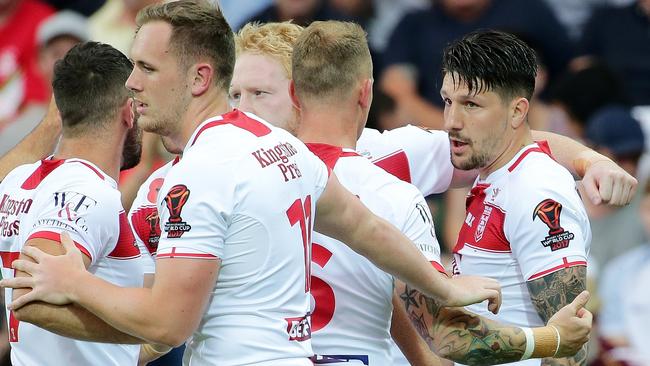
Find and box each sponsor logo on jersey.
[251,141,303,182]
[163,185,191,238]
[285,314,311,341]
[0,195,32,216]
[474,205,493,242]
[52,191,98,232]
[533,199,574,251]
[0,194,32,237]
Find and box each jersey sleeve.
[384,126,454,196]
[506,172,590,281]
[397,188,445,273]
[129,174,167,274]
[156,155,235,260]
[25,183,121,266]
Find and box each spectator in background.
[244,0,349,28]
[364,0,429,66]
[90,0,160,55]
[575,0,650,107]
[380,0,573,129]
[0,9,88,156]
[582,106,647,271]
[218,0,273,30]
[0,0,54,129]
[541,0,631,41]
[551,62,629,139]
[43,0,105,16]
[597,178,650,366]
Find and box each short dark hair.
[292,21,372,101]
[137,0,235,92]
[53,41,132,135]
[442,30,537,101]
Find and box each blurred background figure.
[243,0,348,27]
[582,106,647,272]
[574,0,650,107]
[379,0,572,129]
[0,0,54,133]
[44,0,109,16]
[596,178,650,366]
[217,0,273,30]
[89,0,159,55]
[551,62,630,139]
[0,8,88,155]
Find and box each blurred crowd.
[1,0,650,365]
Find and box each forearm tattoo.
[527,266,587,366]
[398,284,526,365]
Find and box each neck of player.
[296,100,363,149]
[175,91,232,153]
[55,131,124,182]
[479,125,533,179]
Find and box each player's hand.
[0,232,86,309]
[581,159,637,206]
[443,275,501,314]
[547,290,592,357]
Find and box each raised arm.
[12,238,143,343]
[449,130,637,206]
[314,172,501,310]
[0,98,61,181]
[395,280,592,365]
[532,130,636,206]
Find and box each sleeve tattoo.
[527,265,587,366]
[397,282,527,365]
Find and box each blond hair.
[292,21,372,101]
[235,22,304,79]
[136,0,235,91]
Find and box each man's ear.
[359,78,373,109]
[289,80,301,111]
[191,62,214,96]
[123,98,135,129]
[510,97,529,129]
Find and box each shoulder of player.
[1,162,39,185]
[507,152,574,189]
[354,160,424,213]
[45,166,123,211]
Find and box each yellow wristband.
[531,326,560,358]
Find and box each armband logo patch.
[533,199,574,251]
[163,184,192,238]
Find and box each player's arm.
[0,97,61,181]
[395,281,591,365]
[12,237,144,343]
[8,233,219,347]
[448,130,637,206]
[531,130,636,206]
[314,172,501,310]
[390,291,443,366]
[527,266,588,366]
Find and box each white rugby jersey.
[356,126,454,196]
[0,158,143,366]
[155,110,329,366]
[129,157,178,274]
[357,126,452,365]
[452,142,591,366]
[306,143,444,365]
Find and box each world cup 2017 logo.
[163,184,192,238]
[533,199,574,251]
